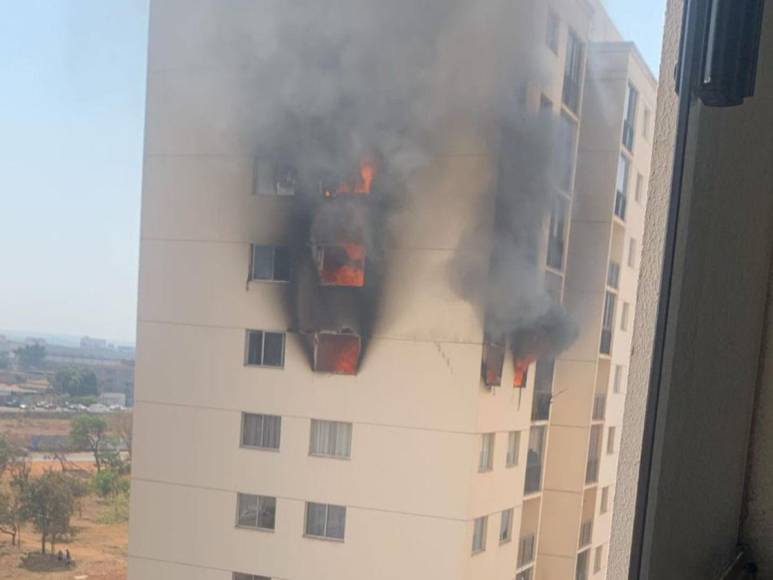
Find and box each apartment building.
[128,1,655,579]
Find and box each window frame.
[499,508,514,544]
[546,9,560,55]
[240,412,282,451]
[506,430,520,467]
[244,329,286,369]
[235,493,277,532]
[607,426,616,455]
[600,486,610,514]
[472,515,488,553]
[478,432,495,472]
[249,245,290,283]
[309,419,353,460]
[304,501,347,541]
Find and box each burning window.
[251,245,290,282]
[315,244,365,287]
[482,337,506,387]
[245,330,285,368]
[321,161,375,198]
[313,332,361,375]
[513,355,536,389]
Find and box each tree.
[0,457,29,548]
[0,433,23,479]
[13,344,46,370]
[70,415,108,472]
[51,368,99,397]
[109,411,133,460]
[22,471,75,554]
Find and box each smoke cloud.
[237,0,578,371]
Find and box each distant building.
[81,336,108,350]
[24,337,46,346]
[99,392,127,407]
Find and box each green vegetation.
[51,368,99,397]
[13,345,46,370]
[70,415,109,472]
[21,471,76,554]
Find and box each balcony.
[518,534,536,568]
[592,393,607,421]
[585,457,600,484]
[600,328,613,355]
[579,520,593,548]
[532,392,552,422]
[614,190,627,221]
[607,262,620,289]
[525,464,543,494]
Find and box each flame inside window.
[316,243,366,287]
[482,340,506,387]
[513,355,536,389]
[323,161,375,197]
[314,332,362,375]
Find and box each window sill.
[244,363,285,371]
[309,453,352,461]
[240,445,281,453]
[303,533,345,543]
[235,525,276,534]
[471,547,487,556]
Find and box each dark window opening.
[251,245,290,282]
[482,337,506,387]
[314,332,361,375]
[315,244,365,287]
[562,29,584,113]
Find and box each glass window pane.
[242,413,262,447]
[251,246,275,280]
[305,502,327,537]
[326,505,346,539]
[262,332,285,367]
[273,246,290,282]
[237,494,258,527]
[258,496,276,530]
[261,415,281,450]
[246,331,263,366]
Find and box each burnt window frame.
[249,245,290,283]
[245,329,286,369]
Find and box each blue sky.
[0,1,665,344]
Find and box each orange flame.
[319,243,365,287]
[326,161,376,196]
[513,355,536,388]
[315,333,361,375]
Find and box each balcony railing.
[607,262,620,289]
[592,393,606,421]
[518,534,536,568]
[531,392,552,422]
[614,190,627,221]
[563,77,581,114]
[524,464,543,494]
[600,328,613,355]
[579,520,593,548]
[585,457,600,484]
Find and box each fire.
[482,339,506,387]
[318,243,366,287]
[324,160,376,197]
[513,355,536,388]
[315,333,362,375]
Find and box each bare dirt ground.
[0,416,71,449]
[0,466,127,580]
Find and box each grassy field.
[0,416,129,580]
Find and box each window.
[506,431,520,467]
[532,359,554,421]
[250,245,290,282]
[540,93,553,113]
[309,419,352,459]
[628,238,638,268]
[600,486,610,514]
[576,549,590,580]
[643,106,652,140]
[497,509,513,543]
[234,574,270,580]
[516,569,534,580]
[614,154,630,220]
[547,197,568,270]
[600,292,617,355]
[563,28,584,113]
[635,172,644,203]
[518,534,536,567]
[607,261,621,289]
[622,83,638,151]
[621,302,630,331]
[479,433,495,472]
[594,545,604,573]
[586,425,602,484]
[305,502,346,540]
[612,365,624,393]
[607,426,616,454]
[525,426,546,493]
[236,493,276,531]
[472,516,488,553]
[557,113,578,192]
[241,413,281,450]
[253,159,296,196]
[546,10,560,54]
[245,330,285,368]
